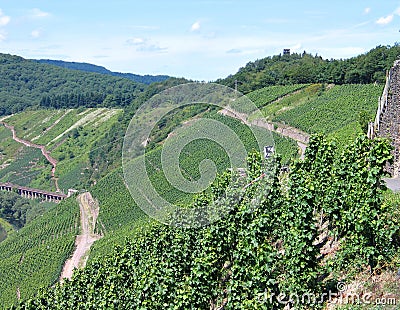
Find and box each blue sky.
[0,1,399,80]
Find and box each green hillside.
[243,83,383,146]
[0,45,399,309]
[0,108,123,191]
[272,84,380,132]
[216,44,400,93]
[15,136,400,309]
[87,111,297,259]
[0,198,79,307]
[0,103,298,300]
[35,59,170,85]
[0,53,144,115]
[245,84,309,108]
[0,218,14,242]
[84,168,150,261]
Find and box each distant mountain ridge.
[35,59,170,85]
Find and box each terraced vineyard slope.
[0,108,123,192]
[88,111,298,260]
[0,198,79,307]
[15,136,400,309]
[254,83,383,145]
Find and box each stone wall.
[376,60,400,176]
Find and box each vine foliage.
[15,135,399,309]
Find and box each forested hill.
[217,44,400,93]
[35,59,170,85]
[0,53,145,115]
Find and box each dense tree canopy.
[0,54,145,115]
[0,191,49,229]
[217,44,400,93]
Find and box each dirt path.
[0,114,12,122]
[251,118,309,159]
[219,108,310,159]
[1,121,60,191]
[60,192,102,281]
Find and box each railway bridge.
[0,182,68,202]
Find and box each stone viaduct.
[0,182,68,202]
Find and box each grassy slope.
[245,83,386,159]
[0,125,22,165]
[259,84,323,120]
[0,99,299,192]
[0,106,292,284]
[0,147,47,188]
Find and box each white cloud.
[30,8,50,18]
[127,37,145,45]
[0,31,6,42]
[31,30,41,38]
[318,46,366,58]
[191,21,201,31]
[130,25,160,30]
[264,18,290,24]
[353,21,371,28]
[376,14,394,25]
[290,43,302,51]
[226,48,242,54]
[0,9,11,27]
[364,7,371,14]
[126,37,167,52]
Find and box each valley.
[0,45,399,309]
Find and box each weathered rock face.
[376,60,400,176]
